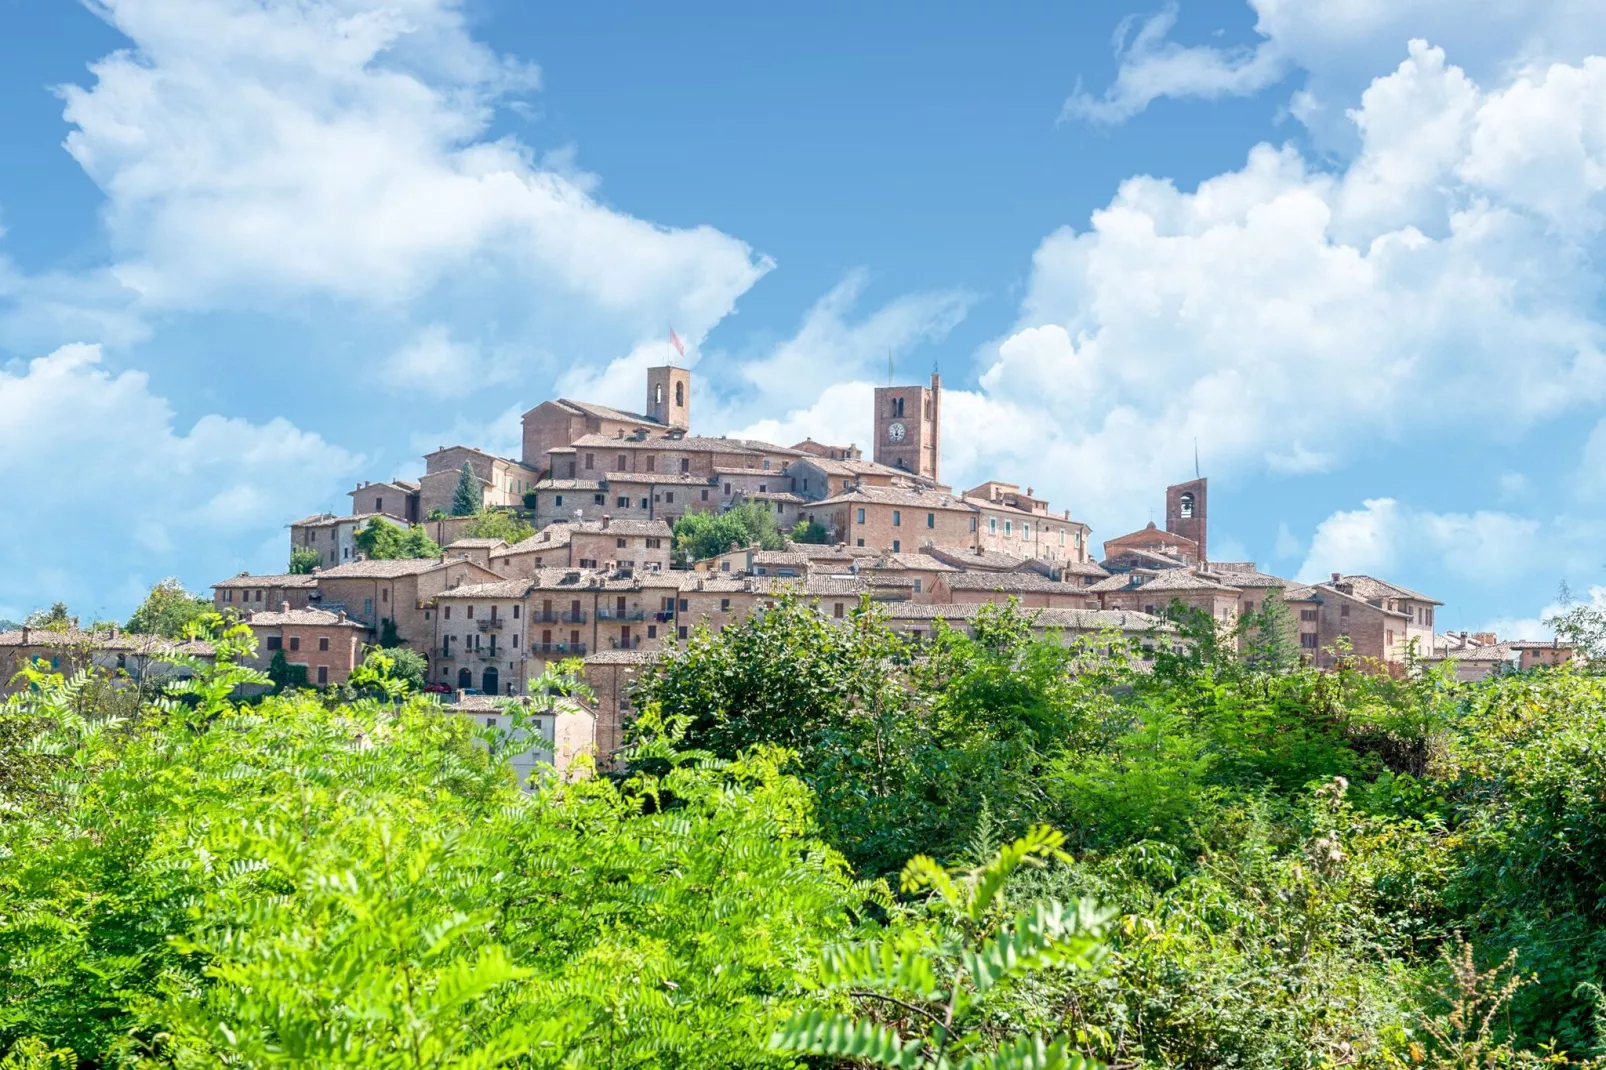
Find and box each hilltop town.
[0,364,1474,758]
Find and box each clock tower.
[873,372,941,481]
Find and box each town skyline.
[4,1,1606,636]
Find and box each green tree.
[265,647,308,691]
[461,509,534,544]
[21,603,74,632]
[774,826,1111,1070]
[354,517,441,560]
[672,500,785,562]
[451,461,482,516]
[790,518,830,544]
[124,578,210,638]
[288,545,321,574]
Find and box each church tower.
[1165,477,1207,562]
[873,372,941,481]
[646,366,691,430]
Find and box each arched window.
[654,384,663,405]
[1179,492,1195,519]
[675,381,684,406]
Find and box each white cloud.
[1480,584,1606,641]
[0,343,362,621]
[1064,0,1606,133]
[1295,496,1539,584]
[1062,4,1290,125]
[53,0,770,362]
[966,42,1606,537]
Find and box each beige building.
[965,481,1092,564]
[932,570,1101,609]
[1283,574,1441,669]
[813,484,979,554]
[568,517,673,571]
[0,628,215,697]
[348,480,421,524]
[313,556,499,648]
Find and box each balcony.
[654,610,676,623]
[532,642,587,656]
[597,607,646,622]
[532,610,588,624]
[476,618,504,631]
[610,636,643,650]
[476,648,502,661]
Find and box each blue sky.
[2,0,1605,635]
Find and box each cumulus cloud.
[1064,0,1606,133]
[964,42,1606,537]
[53,0,770,363]
[0,344,362,620]
[1294,497,1539,584]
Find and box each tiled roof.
[1055,560,1111,578]
[317,558,445,579]
[870,552,958,572]
[752,551,811,566]
[567,432,761,455]
[435,579,539,600]
[606,472,717,486]
[446,538,510,549]
[212,572,320,589]
[533,479,606,491]
[941,572,1096,595]
[922,547,1028,572]
[741,491,805,503]
[552,398,662,425]
[1338,575,1443,606]
[747,576,868,597]
[0,629,217,655]
[877,603,1164,632]
[290,511,393,528]
[1103,547,1191,570]
[1295,582,1411,618]
[1197,567,1287,589]
[247,608,364,627]
[571,518,673,537]
[1097,570,1239,594]
[813,484,976,511]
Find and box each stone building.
[419,446,542,518]
[291,512,397,569]
[0,629,215,697]
[212,572,319,613]
[313,556,499,648]
[1282,574,1441,668]
[812,484,978,553]
[568,517,673,571]
[348,480,421,525]
[931,570,1101,609]
[964,481,1092,565]
[242,605,366,688]
[1090,569,1243,624]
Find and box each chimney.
[1331,572,1341,584]
[974,545,984,556]
[601,514,611,529]
[338,611,348,622]
[281,601,290,613]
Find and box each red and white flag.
[669,327,685,358]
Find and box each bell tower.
[646,366,691,430]
[1165,477,1207,562]
[873,372,940,481]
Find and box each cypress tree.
[450,462,481,516]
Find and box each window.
[1179,492,1194,519]
[892,510,901,527]
[616,537,627,548]
[554,495,564,507]
[720,561,730,572]
[1059,529,1065,545]
[679,598,689,611]
[1004,520,1012,535]
[319,636,329,651]
[289,636,300,652]
[721,598,731,611]
[466,605,475,619]
[675,381,684,406]
[646,537,661,548]
[856,507,866,524]
[1340,604,1349,618]
[317,666,328,685]
[1387,629,1395,646]
[926,512,935,528]
[584,453,594,470]
[969,517,977,532]
[681,458,690,473]
[647,456,656,472]
[580,558,597,568]
[595,494,605,505]
[724,482,732,494]
[266,636,282,650]
[375,496,383,511]
[700,489,709,501]
[381,587,388,603]
[1301,633,1319,649]
[363,597,372,617]
[255,590,263,602]
[665,492,675,503]
[988,517,996,534]
[616,454,627,469]
[512,604,520,619]
[1299,608,1317,621]
[856,538,864,547]
[833,602,845,619]
[678,626,688,639]
[913,579,923,593]
[893,539,901,552]
[617,496,629,508]
[444,606,452,620]
[640,498,649,509]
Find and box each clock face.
[887,421,907,443]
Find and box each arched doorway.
[482,667,500,695]
[456,668,472,690]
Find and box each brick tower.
[646,366,691,430]
[873,372,941,481]
[1165,477,1207,562]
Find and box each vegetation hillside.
[3,601,1605,1068]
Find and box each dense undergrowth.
[2,603,1604,1068]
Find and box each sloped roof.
[1338,574,1442,606]
[571,518,673,537]
[212,573,320,589]
[940,572,1096,595]
[247,608,365,628]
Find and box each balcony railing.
[477,648,502,660]
[610,636,643,650]
[530,610,588,623]
[597,607,646,621]
[654,610,675,623]
[532,642,587,656]
[476,618,503,630]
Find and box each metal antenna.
[1194,439,1201,480]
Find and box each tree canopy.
[672,500,785,562]
[288,545,321,574]
[354,517,441,560]
[461,509,534,545]
[124,578,211,638]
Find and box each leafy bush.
[673,500,785,561]
[354,517,441,560]
[461,509,534,545]
[124,578,211,638]
[288,545,322,574]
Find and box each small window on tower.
[1179,492,1195,519]
[675,381,684,406]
